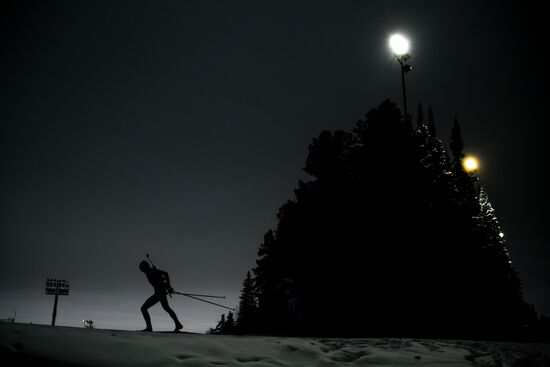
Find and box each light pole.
[45,278,70,326]
[389,34,412,121]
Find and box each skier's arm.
[159,269,174,293]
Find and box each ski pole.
[173,291,235,311]
[177,292,226,299]
[145,254,228,305]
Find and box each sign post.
[45,279,70,326]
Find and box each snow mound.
[1,323,550,366]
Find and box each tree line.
[214,100,538,339]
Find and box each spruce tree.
[213,314,225,335]
[236,271,257,334]
[224,311,236,334]
[428,105,436,137]
[417,102,424,129]
[473,188,524,333]
[252,229,288,333]
[450,117,465,166]
[448,117,478,210]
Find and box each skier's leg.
[159,294,183,331]
[141,294,159,331]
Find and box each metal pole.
[173,291,235,311]
[178,292,226,299]
[399,59,408,121]
[51,293,59,326]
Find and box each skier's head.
[139,260,150,273]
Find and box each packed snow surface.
[1,323,550,366]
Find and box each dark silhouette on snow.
[139,261,183,332]
[211,312,236,335]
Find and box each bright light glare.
[499,232,504,238]
[389,34,410,56]
[463,156,479,172]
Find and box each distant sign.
[45,279,70,295]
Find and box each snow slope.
[1,323,550,366]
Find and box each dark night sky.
[1,1,548,332]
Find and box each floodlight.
[463,156,479,172]
[389,34,410,56]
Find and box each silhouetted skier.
[139,260,183,332]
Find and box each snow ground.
[1,323,550,366]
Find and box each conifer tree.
[224,311,236,334]
[213,313,225,335]
[252,229,288,333]
[450,117,465,166]
[428,105,436,137]
[236,271,257,334]
[448,117,478,213]
[473,188,524,332]
[417,102,424,129]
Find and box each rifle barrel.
[145,254,155,267]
